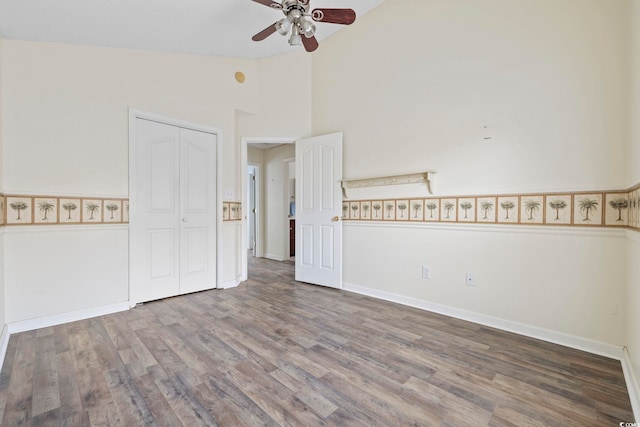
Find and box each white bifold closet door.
[131,118,217,304]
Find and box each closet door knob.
[182,218,188,223]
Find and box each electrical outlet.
[466,273,475,286]
[422,265,431,279]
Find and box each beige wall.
[248,146,264,165]
[313,0,629,349]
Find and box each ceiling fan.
[250,0,356,52]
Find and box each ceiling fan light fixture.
[299,17,316,38]
[289,26,302,46]
[275,17,292,35]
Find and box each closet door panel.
[131,118,218,304]
[131,118,181,303]
[179,127,217,294]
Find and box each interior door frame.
[247,163,259,255]
[128,109,223,306]
[240,136,297,282]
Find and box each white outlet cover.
[466,273,475,286]
[422,266,431,279]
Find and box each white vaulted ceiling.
[0,0,386,58]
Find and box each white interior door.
[295,132,343,288]
[131,117,217,304]
[178,127,217,294]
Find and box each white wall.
[3,40,258,196]
[345,224,626,346]
[314,0,628,194]
[0,231,4,331]
[626,0,640,416]
[264,144,295,260]
[0,40,259,323]
[631,0,640,184]
[627,232,640,417]
[0,36,3,191]
[313,0,629,349]
[4,227,128,323]
[0,37,5,330]
[0,40,311,324]
[239,52,312,139]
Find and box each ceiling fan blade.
[311,8,356,25]
[252,23,278,41]
[251,0,282,10]
[302,35,319,52]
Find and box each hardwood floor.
[0,256,633,426]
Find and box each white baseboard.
[264,254,285,262]
[0,325,9,374]
[7,301,130,335]
[622,347,640,422]
[343,282,624,360]
[219,278,242,289]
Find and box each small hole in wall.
[482,125,493,140]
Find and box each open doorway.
[241,137,297,281]
[241,133,344,287]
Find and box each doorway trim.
[128,109,223,306]
[247,163,261,258]
[240,136,298,282]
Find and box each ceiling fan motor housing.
[281,0,309,15]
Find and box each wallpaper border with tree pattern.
[223,202,242,222]
[0,194,129,226]
[3,185,638,229]
[343,184,640,232]
[0,194,243,226]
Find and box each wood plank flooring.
[0,256,633,426]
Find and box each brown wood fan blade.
[252,23,278,41]
[311,8,356,25]
[251,0,282,10]
[302,35,319,52]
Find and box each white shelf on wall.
[341,171,436,199]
